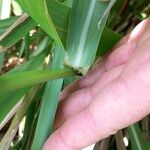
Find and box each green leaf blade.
[0,69,75,96]
[17,0,63,47]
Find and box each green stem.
[31,43,65,150]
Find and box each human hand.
[43,18,150,150]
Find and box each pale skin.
[43,18,150,150]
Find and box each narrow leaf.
[0,86,40,149]
[17,0,63,47]
[0,50,48,127]
[32,43,65,149]
[0,69,75,96]
[0,0,70,50]
[128,124,148,150]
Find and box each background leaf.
[17,0,64,47]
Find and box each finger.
[60,41,135,100]
[44,75,150,150]
[128,18,150,44]
[55,65,124,128]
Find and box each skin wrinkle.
[116,75,149,122]
[55,86,94,128]
[57,129,72,150]
[122,39,150,84]
[84,108,101,136]
[44,130,70,150]
[68,108,102,149]
[105,42,136,71]
[92,65,124,95]
[83,108,117,143]
[65,87,92,113]
[90,78,131,132]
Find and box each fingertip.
[43,130,70,150]
[128,18,150,43]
